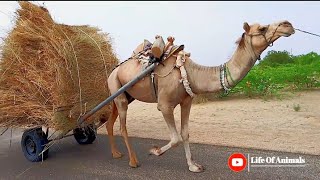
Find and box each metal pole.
[77,62,158,125]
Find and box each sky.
[0,1,320,66]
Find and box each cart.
[21,62,159,162]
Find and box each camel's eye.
[259,27,267,32]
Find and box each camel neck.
[184,45,258,94]
[226,45,257,85]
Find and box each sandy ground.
[98,90,320,155]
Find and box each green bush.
[294,52,320,65]
[258,50,294,67]
[228,51,320,98]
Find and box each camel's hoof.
[149,146,162,156]
[112,151,123,159]
[129,160,140,168]
[189,163,205,173]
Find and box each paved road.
[0,128,319,180]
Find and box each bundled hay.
[0,2,119,131]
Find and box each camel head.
[238,20,295,59]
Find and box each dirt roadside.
[98,90,320,155]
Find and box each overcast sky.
[1,1,319,66]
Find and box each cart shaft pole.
[78,62,158,125]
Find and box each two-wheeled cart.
[21,62,159,162]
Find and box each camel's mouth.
[282,32,294,37]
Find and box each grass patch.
[293,104,301,112]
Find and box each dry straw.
[0,2,119,132]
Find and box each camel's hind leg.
[108,70,139,168]
[114,94,139,167]
[106,102,122,159]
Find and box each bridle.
[246,23,282,61]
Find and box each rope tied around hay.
[76,28,110,82]
[59,27,84,117]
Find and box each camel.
[105,20,295,172]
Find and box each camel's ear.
[243,22,250,33]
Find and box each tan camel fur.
[106,20,295,172]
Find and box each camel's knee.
[181,131,189,141]
[157,104,174,114]
[120,125,127,135]
[114,97,128,113]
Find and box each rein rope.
[294,28,320,38]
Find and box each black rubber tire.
[73,125,96,145]
[21,128,49,162]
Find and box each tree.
[258,50,294,67]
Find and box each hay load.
[0,2,119,131]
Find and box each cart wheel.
[73,125,96,145]
[21,128,49,162]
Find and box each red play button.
[228,153,247,172]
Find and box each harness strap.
[150,72,158,100]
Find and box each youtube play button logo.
[228,153,247,172]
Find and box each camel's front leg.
[180,97,204,173]
[149,104,182,156]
